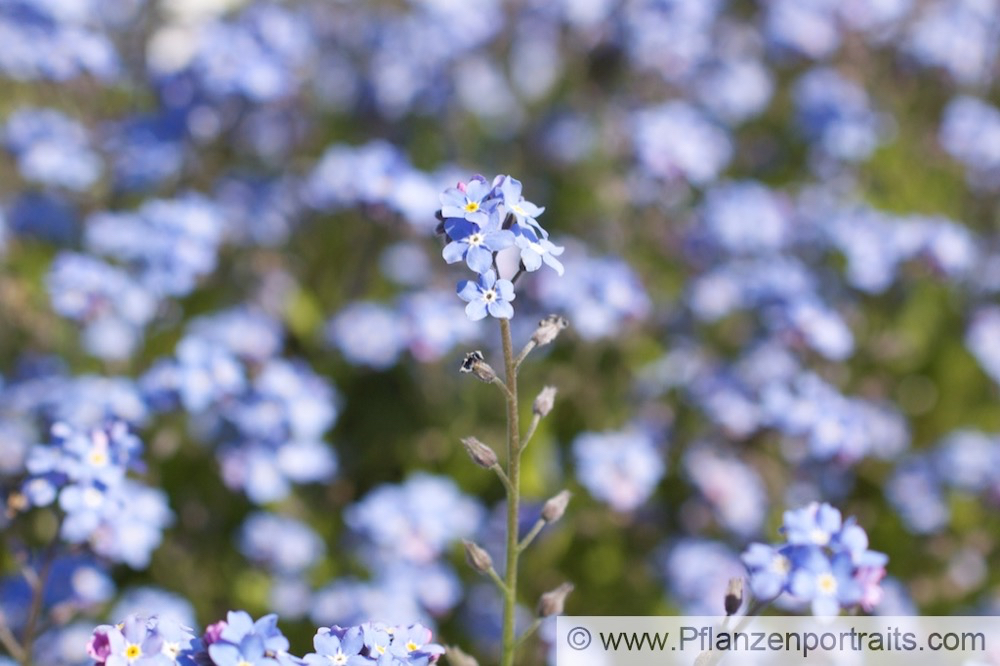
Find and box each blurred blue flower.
[700,181,792,254]
[4,108,102,191]
[345,473,484,566]
[793,68,887,162]
[632,102,732,185]
[573,427,665,513]
[239,512,324,575]
[905,0,999,85]
[326,302,407,371]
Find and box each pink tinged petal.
[466,300,489,321]
[488,300,514,319]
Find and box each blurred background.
[2,0,1000,663]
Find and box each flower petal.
[465,300,488,321]
[488,300,514,319]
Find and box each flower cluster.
[15,421,171,569]
[438,175,563,321]
[85,612,444,666]
[87,615,197,666]
[742,503,888,616]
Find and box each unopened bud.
[538,582,574,617]
[445,645,480,666]
[725,577,744,616]
[463,540,494,575]
[532,386,558,417]
[541,489,571,523]
[461,437,498,469]
[460,351,497,383]
[532,315,568,347]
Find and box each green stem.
[514,618,544,650]
[521,414,542,453]
[518,518,546,553]
[499,318,520,666]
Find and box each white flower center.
[810,527,830,545]
[818,573,838,595]
[483,289,497,303]
[467,232,485,247]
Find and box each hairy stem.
[499,318,521,666]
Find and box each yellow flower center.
[88,449,109,466]
[406,641,420,652]
[513,204,525,216]
[464,201,480,213]
[376,644,387,655]
[818,573,838,595]
[238,661,252,666]
[771,555,791,575]
[125,644,142,659]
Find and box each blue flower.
[741,543,795,600]
[302,626,368,666]
[209,634,279,666]
[388,624,444,664]
[512,225,564,275]
[442,213,515,275]
[439,176,495,225]
[456,270,515,321]
[781,502,843,547]
[789,551,862,617]
[499,176,546,236]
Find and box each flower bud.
[541,489,571,523]
[538,582,574,617]
[463,539,494,575]
[725,577,744,616]
[460,351,498,383]
[532,386,558,417]
[461,436,499,469]
[532,315,569,347]
[445,645,480,666]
